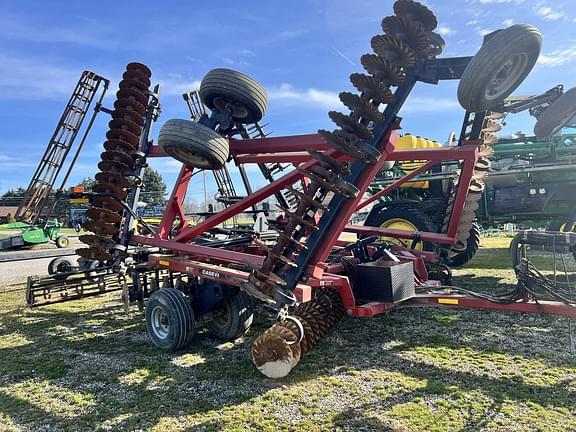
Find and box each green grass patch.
[0,235,575,431]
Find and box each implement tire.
[146,288,195,350]
[458,25,542,112]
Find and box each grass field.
[0,237,575,431]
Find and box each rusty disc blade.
[108,118,142,135]
[95,171,131,189]
[126,62,152,78]
[101,150,134,167]
[86,207,122,224]
[75,247,112,262]
[119,78,149,93]
[112,108,145,126]
[122,70,151,88]
[103,139,138,154]
[92,181,128,199]
[84,220,119,236]
[106,128,140,146]
[92,196,124,213]
[116,88,148,106]
[114,98,146,115]
[98,159,131,176]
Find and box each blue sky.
[1,0,575,203]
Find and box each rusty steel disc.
[98,159,131,176]
[328,110,373,140]
[349,73,395,105]
[339,91,384,122]
[92,181,128,199]
[122,70,151,88]
[108,118,142,135]
[92,196,124,213]
[103,139,137,154]
[381,15,428,53]
[86,207,122,224]
[114,98,146,116]
[95,171,131,189]
[126,62,152,78]
[83,220,118,236]
[101,150,134,167]
[79,234,116,248]
[371,34,416,68]
[116,87,148,106]
[393,0,438,32]
[360,54,407,86]
[112,108,145,126]
[106,128,139,146]
[119,78,150,93]
[76,247,112,262]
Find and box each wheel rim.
[150,305,170,340]
[380,218,422,250]
[484,52,528,101]
[211,300,232,328]
[167,146,212,169]
[57,262,71,273]
[213,96,249,119]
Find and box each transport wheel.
[207,291,255,340]
[55,235,69,248]
[199,68,268,124]
[158,119,229,170]
[78,258,101,283]
[365,205,435,251]
[534,87,576,138]
[448,222,481,267]
[146,288,195,350]
[458,24,542,112]
[48,257,75,280]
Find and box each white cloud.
[502,18,514,26]
[535,6,563,21]
[156,74,201,96]
[0,153,36,170]
[538,45,576,67]
[0,54,81,100]
[268,84,342,110]
[401,97,460,114]
[437,25,455,37]
[477,28,494,37]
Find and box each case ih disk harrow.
[26,0,575,378]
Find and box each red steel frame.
[133,132,575,319]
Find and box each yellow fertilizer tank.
[396,134,442,189]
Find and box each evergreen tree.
[142,167,167,206]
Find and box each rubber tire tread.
[200,68,267,124]
[207,291,255,341]
[458,24,542,112]
[145,288,195,351]
[448,222,481,267]
[534,87,576,138]
[364,204,436,251]
[158,119,229,170]
[55,236,69,248]
[48,257,74,279]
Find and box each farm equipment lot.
[0,235,574,432]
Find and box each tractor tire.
[364,205,436,251]
[458,24,542,112]
[48,257,75,280]
[207,291,255,340]
[534,87,576,138]
[448,222,481,267]
[158,119,229,170]
[199,68,268,124]
[55,236,69,248]
[145,288,195,351]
